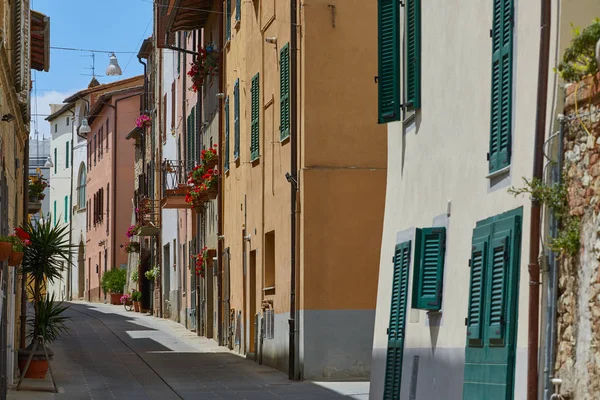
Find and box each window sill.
[486,165,510,179]
[280,134,290,144]
[263,286,275,296]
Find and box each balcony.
[161,160,193,209]
[167,0,212,33]
[137,198,160,236]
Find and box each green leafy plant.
[131,270,139,283]
[509,177,580,256]
[145,265,159,281]
[556,18,600,83]
[21,218,72,344]
[27,294,70,344]
[101,269,127,294]
[131,290,142,302]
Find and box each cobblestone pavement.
[8,302,369,400]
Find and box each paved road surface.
[9,302,369,400]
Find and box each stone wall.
[557,73,600,398]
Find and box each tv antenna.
[81,53,105,77]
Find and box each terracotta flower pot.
[0,242,11,262]
[203,158,218,170]
[134,301,141,312]
[8,251,24,266]
[110,293,122,305]
[18,358,48,379]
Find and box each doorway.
[78,241,85,299]
[249,250,257,355]
[163,243,171,318]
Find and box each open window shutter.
[234,80,240,160]
[489,0,513,173]
[384,241,411,399]
[413,227,445,310]
[467,225,489,346]
[487,234,509,343]
[250,73,260,161]
[280,44,290,140]
[405,0,421,110]
[226,0,232,41]
[235,0,241,21]
[186,114,192,171]
[225,97,230,172]
[192,106,197,165]
[377,0,400,123]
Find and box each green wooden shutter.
[64,196,68,222]
[234,80,240,160]
[489,0,513,173]
[412,227,445,310]
[192,106,197,165]
[280,44,290,141]
[384,241,411,399]
[467,225,490,346]
[66,141,69,168]
[186,114,192,171]
[53,201,56,226]
[226,0,232,41]
[54,148,57,174]
[250,73,260,161]
[405,0,421,110]
[377,0,400,123]
[235,0,241,21]
[487,234,508,342]
[225,96,230,172]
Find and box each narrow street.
[9,303,368,400]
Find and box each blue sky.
[31,0,153,140]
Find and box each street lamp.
[44,156,53,168]
[105,53,123,76]
[79,118,91,134]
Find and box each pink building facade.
[85,81,143,302]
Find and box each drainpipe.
[217,0,224,346]
[20,136,29,350]
[67,109,75,301]
[138,56,148,113]
[288,0,299,381]
[542,116,564,400]
[528,0,552,398]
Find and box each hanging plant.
[136,114,152,129]
[556,18,600,83]
[188,44,219,92]
[192,247,209,277]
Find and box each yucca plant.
[22,218,73,344]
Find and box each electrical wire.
[139,0,223,14]
[50,46,137,54]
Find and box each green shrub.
[101,269,127,294]
[131,290,142,302]
[556,18,600,82]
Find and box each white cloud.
[30,90,75,141]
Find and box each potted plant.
[187,44,219,92]
[18,219,71,379]
[135,114,152,129]
[131,290,142,312]
[0,236,12,262]
[101,269,127,305]
[131,270,139,284]
[28,175,48,203]
[192,246,209,278]
[201,145,219,170]
[144,265,159,281]
[8,227,32,266]
[123,241,140,253]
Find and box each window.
[177,33,181,74]
[183,243,187,294]
[488,0,514,174]
[77,163,86,209]
[377,0,420,123]
[93,133,97,165]
[250,73,260,161]
[64,195,68,223]
[54,123,57,133]
[383,241,411,399]
[463,208,522,398]
[106,183,110,235]
[66,117,69,126]
[65,141,69,168]
[186,107,196,172]
[234,79,240,160]
[235,0,241,22]
[264,231,275,294]
[53,201,57,226]
[99,128,103,159]
[412,227,446,311]
[171,82,176,131]
[163,93,168,143]
[226,0,231,41]
[280,44,290,141]
[106,118,110,151]
[225,96,230,172]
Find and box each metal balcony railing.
[162,159,188,197]
[137,198,160,236]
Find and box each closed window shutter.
[377,0,400,123]
[186,114,192,171]
[413,227,445,310]
[488,235,509,342]
[280,44,290,141]
[226,0,232,41]
[234,80,240,160]
[64,196,68,222]
[250,73,260,161]
[405,0,421,110]
[66,141,70,168]
[225,97,230,172]
[235,0,241,21]
[467,226,490,346]
[489,0,513,173]
[192,106,196,165]
[384,241,411,399]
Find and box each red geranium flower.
[14,227,30,240]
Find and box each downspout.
[542,116,564,400]
[217,0,224,346]
[67,109,75,301]
[528,0,551,398]
[194,29,203,336]
[138,56,148,113]
[20,137,29,350]
[288,0,299,381]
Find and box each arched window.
[77,163,86,209]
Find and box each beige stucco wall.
[222,0,386,379]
